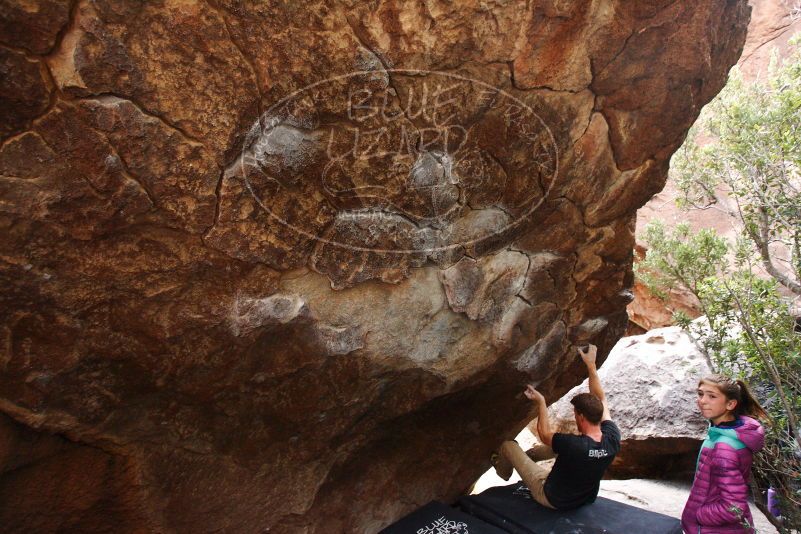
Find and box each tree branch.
[726,279,801,452]
[755,205,801,295]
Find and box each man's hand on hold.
[580,343,611,421]
[578,344,598,367]
[524,384,545,404]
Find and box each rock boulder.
[0,1,748,531]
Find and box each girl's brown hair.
[699,374,768,420]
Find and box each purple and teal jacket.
[681,416,765,533]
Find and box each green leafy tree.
[639,221,801,531]
[637,38,801,531]
[672,40,801,296]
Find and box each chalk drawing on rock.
[237,70,559,255]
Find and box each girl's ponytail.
[735,379,768,420]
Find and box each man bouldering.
[492,344,621,510]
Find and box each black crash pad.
[380,501,508,534]
[457,483,683,534]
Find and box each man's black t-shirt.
[543,420,621,510]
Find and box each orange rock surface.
[0,1,750,531]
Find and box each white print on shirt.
[415,516,469,534]
[588,449,609,458]
[513,484,533,499]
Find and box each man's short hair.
[570,393,604,424]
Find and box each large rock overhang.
[0,1,749,532]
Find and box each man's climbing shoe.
[491,451,513,481]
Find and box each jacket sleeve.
[695,454,752,527]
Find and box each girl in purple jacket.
[682,375,767,533]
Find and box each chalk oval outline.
[239,69,559,254]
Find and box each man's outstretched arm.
[579,344,611,421]
[525,385,554,446]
